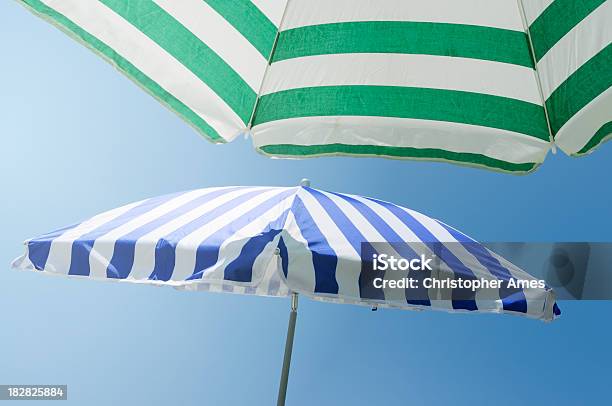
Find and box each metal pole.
[277,178,306,405]
[277,292,298,406]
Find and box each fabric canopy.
[19,0,611,173]
[522,0,611,156]
[12,186,560,321]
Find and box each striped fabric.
[17,1,611,172]
[522,0,612,155]
[12,186,560,321]
[251,0,550,173]
[20,0,287,143]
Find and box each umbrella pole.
[277,292,298,406]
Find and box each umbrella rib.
[516,0,557,153]
[247,0,293,130]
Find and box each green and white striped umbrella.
[19,0,611,173]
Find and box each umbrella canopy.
[17,0,611,173]
[12,185,559,321]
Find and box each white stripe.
[492,251,550,317]
[537,1,611,99]
[296,188,361,298]
[177,271,290,296]
[282,0,525,31]
[252,116,550,164]
[43,200,143,274]
[282,212,317,294]
[41,0,244,140]
[251,0,288,27]
[153,0,268,91]
[346,195,423,242]
[521,0,555,24]
[88,189,220,279]
[252,237,285,296]
[427,266,456,311]
[11,249,34,271]
[555,87,612,154]
[263,53,541,104]
[522,286,552,318]
[171,188,291,281]
[128,187,271,281]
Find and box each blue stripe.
[105,187,244,279]
[303,189,387,299]
[67,193,182,276]
[358,242,385,301]
[436,221,528,314]
[291,196,339,294]
[330,192,431,306]
[27,222,80,271]
[143,188,276,281]
[305,188,365,252]
[223,211,288,282]
[365,197,479,311]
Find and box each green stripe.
[273,21,533,68]
[529,0,605,62]
[19,0,223,142]
[258,144,538,173]
[100,0,256,123]
[546,44,612,134]
[204,0,278,58]
[254,86,549,140]
[576,121,612,155]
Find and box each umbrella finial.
[299,178,311,187]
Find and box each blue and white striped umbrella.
[12,184,559,322]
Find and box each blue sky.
[1,2,611,405]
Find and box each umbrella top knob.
[299,178,311,187]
